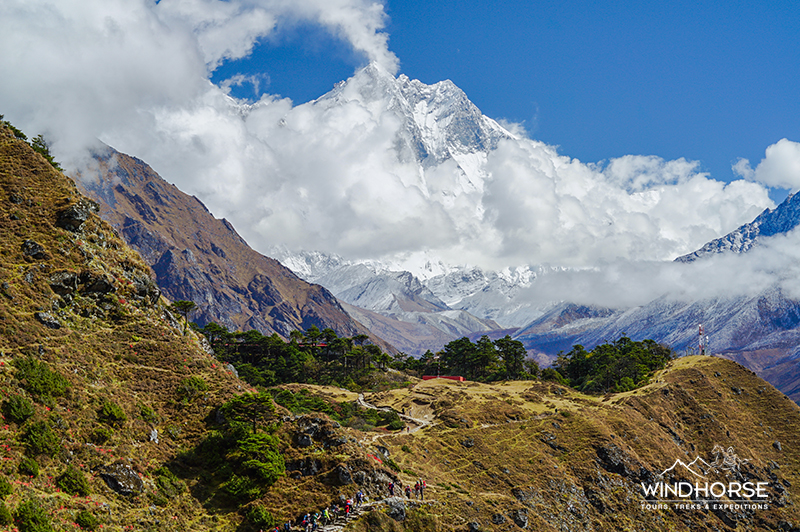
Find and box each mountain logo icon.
[659,445,749,478]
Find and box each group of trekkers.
[271,490,367,532]
[388,478,427,500]
[269,478,429,531]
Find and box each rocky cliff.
[75,146,382,344]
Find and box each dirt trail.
[357,393,434,440]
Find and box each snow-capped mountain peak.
[316,62,514,174]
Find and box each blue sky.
[212,0,799,197]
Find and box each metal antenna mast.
[699,323,710,356]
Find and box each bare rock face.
[97,463,144,496]
[77,146,385,347]
[34,311,61,329]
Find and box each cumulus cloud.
[733,138,800,190]
[0,0,783,300]
[0,0,397,157]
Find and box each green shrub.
[540,368,569,386]
[139,404,158,424]
[14,357,69,400]
[387,419,404,431]
[0,502,11,526]
[0,476,11,499]
[56,465,91,496]
[229,433,285,485]
[2,395,35,424]
[14,500,53,532]
[385,457,401,472]
[98,399,126,428]
[179,376,208,400]
[401,444,412,453]
[18,457,39,478]
[74,510,99,531]
[154,467,185,498]
[22,420,60,457]
[222,474,261,501]
[245,505,276,530]
[89,426,113,444]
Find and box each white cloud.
[509,227,800,311]
[733,138,800,190]
[0,0,784,306]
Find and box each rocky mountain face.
[676,192,800,262]
[277,249,546,354]
[75,146,382,344]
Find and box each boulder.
[49,271,78,296]
[336,464,352,485]
[98,463,144,496]
[22,239,48,260]
[80,271,116,295]
[385,497,406,521]
[131,274,160,303]
[508,508,528,529]
[34,312,61,329]
[57,199,98,232]
[491,513,506,525]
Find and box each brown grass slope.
[0,123,261,529]
[349,355,800,531]
[75,146,387,346]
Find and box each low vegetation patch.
[14,499,53,532]
[56,465,91,496]
[98,399,127,427]
[22,420,60,457]
[2,394,35,424]
[13,356,69,400]
[74,510,99,531]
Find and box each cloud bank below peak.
[0,0,792,292]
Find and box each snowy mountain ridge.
[676,192,800,262]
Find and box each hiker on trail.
[405,485,411,498]
[419,478,426,500]
[414,481,420,499]
[284,520,291,531]
[356,490,364,507]
[345,502,351,519]
[322,507,330,526]
[388,481,395,496]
